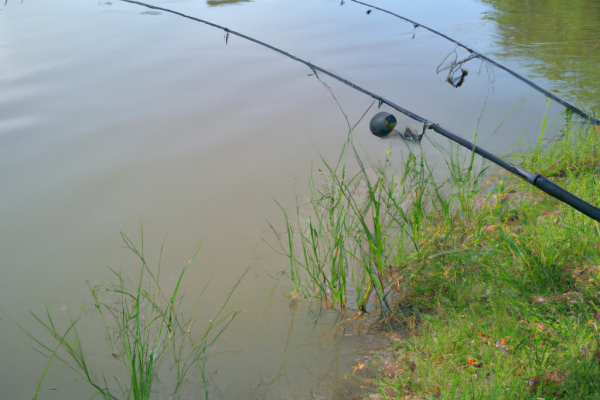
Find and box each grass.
[18,231,248,400]
[269,111,600,398]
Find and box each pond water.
[1,0,598,398]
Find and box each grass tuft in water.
[268,130,488,314]
[20,231,248,400]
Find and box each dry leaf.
[538,209,562,220]
[545,370,566,383]
[530,296,547,304]
[535,322,546,332]
[530,370,566,395]
[384,360,403,377]
[352,361,366,372]
[409,360,417,373]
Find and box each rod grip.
[534,176,600,222]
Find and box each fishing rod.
[350,0,600,127]
[117,0,600,223]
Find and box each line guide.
[118,0,600,222]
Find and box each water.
[0,0,598,398]
[481,0,600,112]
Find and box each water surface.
[482,0,600,112]
[0,0,596,398]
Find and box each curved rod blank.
[118,0,600,222]
[350,0,600,127]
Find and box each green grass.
[270,112,600,398]
[19,231,248,400]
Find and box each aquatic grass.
[22,231,248,400]
[269,127,491,313]
[270,108,600,397]
[15,304,113,400]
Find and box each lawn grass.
[271,114,600,399]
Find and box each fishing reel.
[369,112,423,142]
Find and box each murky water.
[482,0,600,112]
[1,0,598,398]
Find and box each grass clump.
[271,115,600,398]
[20,231,247,400]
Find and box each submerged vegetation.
[19,232,247,400]
[270,114,600,398]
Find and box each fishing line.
[351,0,600,127]
[436,46,477,88]
[117,0,600,222]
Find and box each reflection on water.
[207,0,252,7]
[481,0,600,111]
